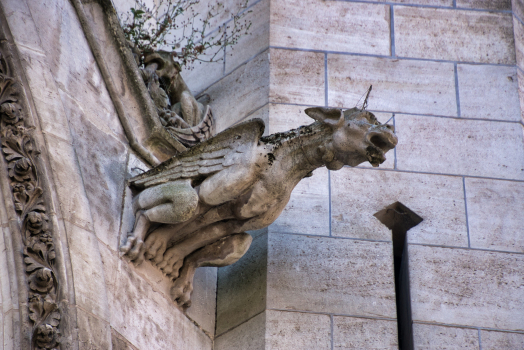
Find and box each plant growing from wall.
[121,0,251,68]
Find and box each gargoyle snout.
[367,128,398,152]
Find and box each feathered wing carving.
[130,118,265,189]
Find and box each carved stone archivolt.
[0,54,61,349]
[121,106,398,308]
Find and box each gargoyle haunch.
[120,107,398,308]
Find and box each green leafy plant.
[122,0,251,67]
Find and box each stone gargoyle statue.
[120,107,397,308]
[139,50,215,147]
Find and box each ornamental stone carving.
[121,106,397,308]
[134,48,215,148]
[0,53,61,349]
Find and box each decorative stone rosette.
[0,55,61,349]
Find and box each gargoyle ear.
[305,107,344,127]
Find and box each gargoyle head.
[305,107,398,170]
[143,51,181,84]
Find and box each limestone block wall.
[1,0,523,348]
[212,0,524,349]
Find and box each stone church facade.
[0,0,523,349]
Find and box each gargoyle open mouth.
[366,131,398,167]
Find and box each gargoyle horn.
[304,107,344,128]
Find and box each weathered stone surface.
[518,68,524,121]
[203,51,270,133]
[514,16,524,71]
[76,308,112,350]
[239,104,270,136]
[387,0,452,4]
[44,134,94,231]
[410,245,524,330]
[64,221,110,320]
[269,167,329,236]
[27,0,126,141]
[412,323,479,349]
[465,178,524,252]
[270,49,325,106]
[181,50,225,96]
[99,244,212,350]
[514,0,524,23]
[216,231,267,335]
[333,316,398,349]
[395,7,515,64]
[16,46,72,142]
[457,64,520,121]
[60,91,128,249]
[395,114,524,180]
[266,310,331,350]
[1,0,43,53]
[186,267,217,334]
[328,55,456,116]
[214,312,266,350]
[267,103,316,134]
[225,0,269,74]
[267,234,397,317]
[457,0,511,9]
[331,168,468,246]
[270,0,390,55]
[481,330,524,349]
[111,328,139,350]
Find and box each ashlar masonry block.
[412,323,479,349]
[216,230,267,336]
[225,0,270,74]
[481,330,524,349]
[266,310,331,350]
[203,51,270,133]
[270,0,390,55]
[267,234,397,318]
[269,49,325,106]
[457,64,520,121]
[328,55,456,116]
[514,16,524,71]
[410,245,524,331]
[457,0,512,10]
[465,178,524,253]
[395,114,524,180]
[395,7,515,64]
[99,244,212,350]
[269,167,329,236]
[214,312,266,350]
[330,167,468,246]
[333,316,398,349]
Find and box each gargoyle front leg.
[171,232,252,308]
[120,180,198,263]
[157,220,242,277]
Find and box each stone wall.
[212,0,524,349]
[0,0,523,349]
[0,0,217,348]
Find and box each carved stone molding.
[0,51,61,349]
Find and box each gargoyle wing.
[130,118,265,189]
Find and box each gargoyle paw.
[120,233,146,264]
[144,234,168,264]
[170,278,193,308]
